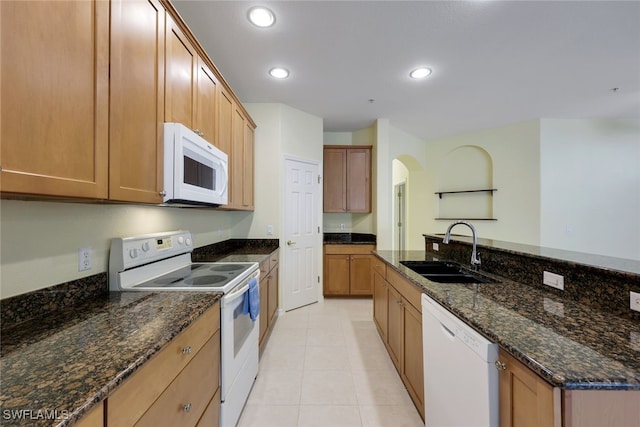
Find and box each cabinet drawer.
[324,244,375,255]
[107,303,219,426]
[372,257,386,278]
[269,250,279,271]
[75,402,103,427]
[387,268,422,313]
[196,388,220,427]
[136,334,219,427]
[259,259,270,275]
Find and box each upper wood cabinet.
[1,0,254,207]
[165,15,197,128]
[222,104,254,210]
[165,15,220,144]
[109,0,165,203]
[195,60,219,144]
[323,146,372,213]
[0,0,109,199]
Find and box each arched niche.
[438,145,495,220]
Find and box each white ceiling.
[173,0,640,141]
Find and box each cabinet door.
[165,15,196,127]
[195,58,218,143]
[346,148,371,212]
[350,255,373,295]
[323,254,351,296]
[243,121,255,209]
[109,0,164,203]
[216,86,233,156]
[323,148,347,212]
[387,285,403,370]
[373,273,389,340]
[258,277,268,348]
[498,349,555,427]
[0,0,109,198]
[268,264,279,325]
[228,106,245,209]
[403,301,425,419]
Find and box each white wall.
[540,119,640,259]
[0,200,234,298]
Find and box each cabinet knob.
[495,360,506,371]
[159,190,166,197]
[182,346,192,355]
[183,403,192,413]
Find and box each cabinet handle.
[182,346,192,355]
[495,360,506,371]
[183,403,192,413]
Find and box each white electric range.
[109,230,259,427]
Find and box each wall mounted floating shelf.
[435,189,498,199]
[435,218,498,221]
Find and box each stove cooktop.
[131,262,257,292]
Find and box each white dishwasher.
[421,293,499,427]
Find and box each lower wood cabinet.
[497,348,640,427]
[259,250,279,353]
[106,302,220,427]
[497,348,556,427]
[323,244,375,296]
[372,261,424,420]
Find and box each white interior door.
[283,157,320,311]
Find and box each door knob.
[287,240,296,246]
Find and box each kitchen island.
[372,241,640,426]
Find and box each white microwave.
[163,122,228,206]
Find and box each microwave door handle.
[219,159,228,195]
[225,283,250,303]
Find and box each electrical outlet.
[543,271,564,290]
[433,242,439,251]
[266,225,273,235]
[340,223,345,231]
[78,247,92,272]
[630,291,640,313]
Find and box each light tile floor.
[237,298,424,427]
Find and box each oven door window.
[183,147,216,191]
[233,301,253,357]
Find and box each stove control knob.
[129,248,139,259]
[141,241,150,252]
[185,238,192,246]
[177,236,185,245]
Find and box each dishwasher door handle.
[439,321,456,340]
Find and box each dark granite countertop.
[0,291,221,426]
[323,233,376,245]
[0,238,280,426]
[374,250,640,390]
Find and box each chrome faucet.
[443,221,481,270]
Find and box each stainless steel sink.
[400,261,497,284]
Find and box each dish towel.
[242,277,260,321]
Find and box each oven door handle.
[225,283,250,303]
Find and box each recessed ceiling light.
[248,6,275,27]
[410,67,432,79]
[269,67,289,79]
